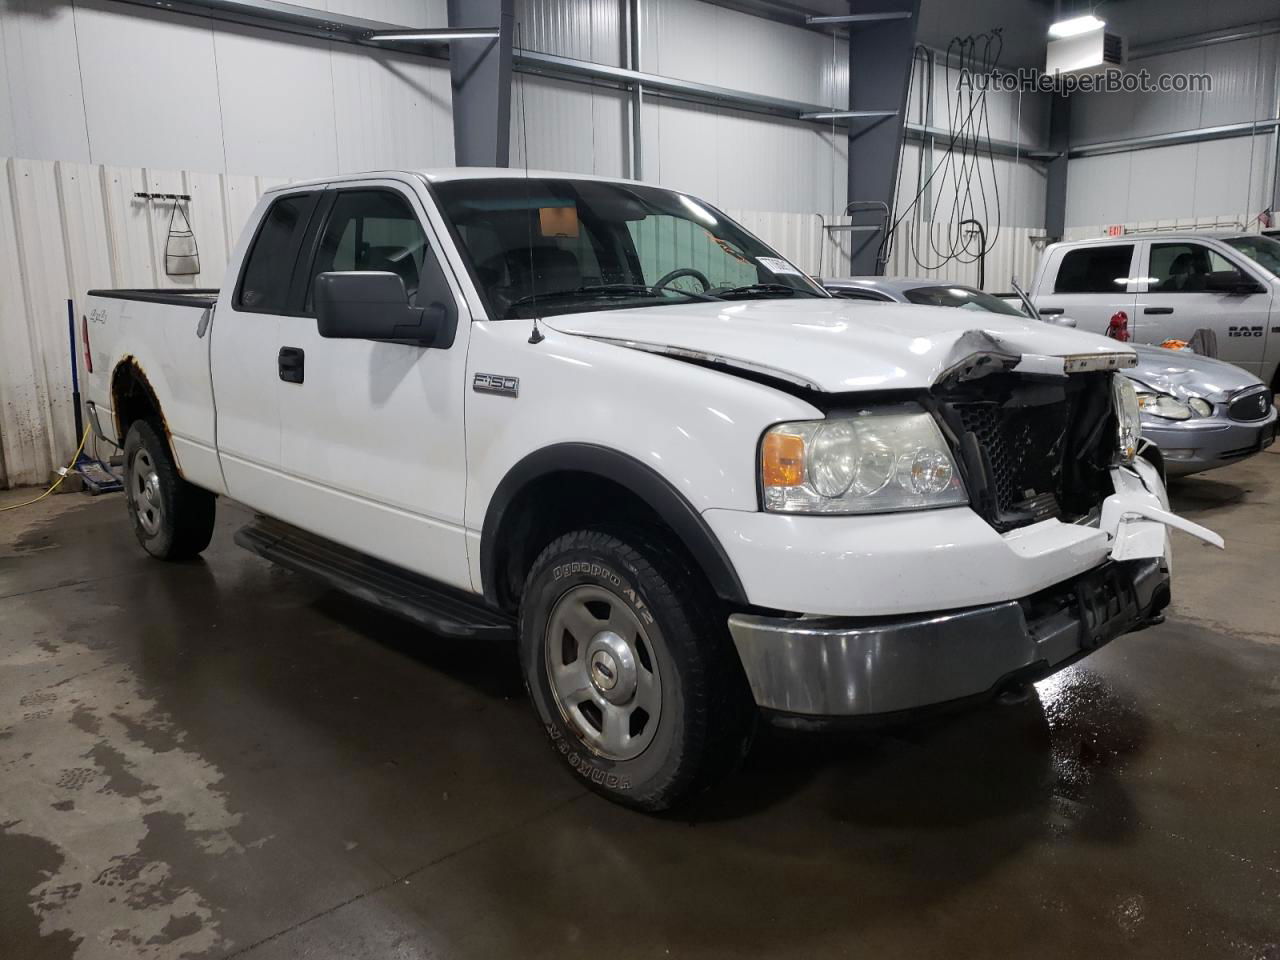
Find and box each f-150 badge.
[473,373,519,397]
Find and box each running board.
[234,516,514,640]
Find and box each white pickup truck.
[82,169,1221,810]
[1026,232,1280,391]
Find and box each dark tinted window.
[1053,245,1133,294]
[237,193,314,312]
[903,284,1026,316]
[305,190,431,309]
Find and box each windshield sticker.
[757,256,802,276]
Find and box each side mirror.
[1204,269,1263,295]
[314,271,443,344]
[1047,314,1077,328]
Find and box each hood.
[543,299,1134,392]
[1128,343,1264,402]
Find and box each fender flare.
[479,443,748,607]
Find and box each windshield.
[902,284,1027,317]
[432,178,825,319]
[1222,235,1280,277]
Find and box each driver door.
[1135,240,1272,376]
[272,179,474,591]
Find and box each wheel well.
[111,359,163,443]
[488,471,696,613]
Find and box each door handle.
[1143,307,1174,315]
[1038,307,1064,316]
[278,346,305,384]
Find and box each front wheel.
[519,527,752,811]
[124,420,216,560]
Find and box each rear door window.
[1053,245,1134,294]
[236,192,317,313]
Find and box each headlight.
[761,405,967,514]
[1136,390,1192,420]
[1135,390,1213,421]
[1112,376,1141,463]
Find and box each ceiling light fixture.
[368,29,500,42]
[1047,14,1105,39]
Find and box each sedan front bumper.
[1142,406,1277,476]
[727,557,1169,719]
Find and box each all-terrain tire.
[123,419,216,560]
[519,526,753,811]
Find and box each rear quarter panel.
[84,294,224,494]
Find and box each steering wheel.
[653,267,711,292]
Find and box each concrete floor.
[1,449,1278,960]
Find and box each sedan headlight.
[1136,390,1193,420]
[761,405,967,514]
[1113,375,1141,463]
[1134,389,1213,421]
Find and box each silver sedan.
[822,277,1278,477]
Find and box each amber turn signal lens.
[762,432,805,487]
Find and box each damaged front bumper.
[724,457,1221,720]
[728,555,1170,720]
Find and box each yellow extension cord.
[0,426,92,513]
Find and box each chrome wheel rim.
[131,449,163,536]
[544,584,662,761]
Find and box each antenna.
[516,20,544,345]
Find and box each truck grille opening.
[935,371,1117,532]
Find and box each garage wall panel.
[0,156,297,487]
[0,0,452,178]
[213,26,339,179]
[1070,34,1280,145]
[0,12,16,158]
[643,0,846,106]
[517,0,623,66]
[73,2,226,174]
[0,0,90,164]
[1065,135,1274,229]
[331,46,454,174]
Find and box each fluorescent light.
[1048,14,1104,38]
[369,29,500,42]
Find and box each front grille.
[1228,387,1273,422]
[937,372,1116,532]
[955,403,1014,514]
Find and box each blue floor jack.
[68,301,123,496]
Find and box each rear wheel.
[124,420,215,560]
[519,527,753,811]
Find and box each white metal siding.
[1069,35,1280,145]
[0,0,452,178]
[0,157,294,488]
[1065,137,1274,228]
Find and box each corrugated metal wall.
[0,157,291,488]
[0,0,454,177]
[512,0,851,214]
[732,209,1042,289]
[1070,34,1280,145]
[1065,32,1280,228]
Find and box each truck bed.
[87,288,219,308]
